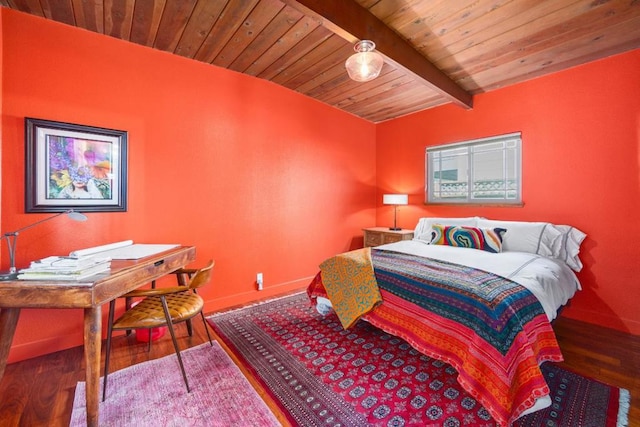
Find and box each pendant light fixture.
[345,40,384,82]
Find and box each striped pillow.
[430,225,506,253]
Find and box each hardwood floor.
[552,316,640,425]
[0,313,637,426]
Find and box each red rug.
[208,293,630,427]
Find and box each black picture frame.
[25,118,128,213]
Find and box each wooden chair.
[102,260,215,401]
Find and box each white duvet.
[374,240,581,321]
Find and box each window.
[426,132,522,205]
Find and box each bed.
[307,217,586,426]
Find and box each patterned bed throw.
[319,247,382,329]
[309,249,563,426]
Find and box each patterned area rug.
[70,341,279,426]
[208,293,630,427]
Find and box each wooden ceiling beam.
[283,0,473,109]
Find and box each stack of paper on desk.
[18,256,111,281]
[16,241,179,281]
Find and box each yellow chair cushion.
[113,292,204,330]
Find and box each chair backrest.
[188,260,214,290]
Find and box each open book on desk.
[69,240,180,260]
[18,258,111,281]
[18,261,111,281]
[29,255,111,270]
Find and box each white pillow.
[553,225,587,272]
[476,219,587,272]
[413,217,481,242]
[476,219,563,257]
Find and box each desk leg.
[84,306,101,427]
[0,308,21,381]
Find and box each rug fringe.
[208,291,306,318]
[618,387,630,427]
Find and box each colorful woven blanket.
[308,249,563,426]
[319,247,381,329]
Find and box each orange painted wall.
[0,9,376,362]
[376,49,640,335]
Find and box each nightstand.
[363,227,414,247]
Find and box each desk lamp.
[0,209,87,281]
[383,194,408,231]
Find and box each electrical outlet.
[257,272,263,291]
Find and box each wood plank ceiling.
[3,0,640,123]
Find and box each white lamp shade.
[383,194,408,205]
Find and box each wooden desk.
[0,246,196,426]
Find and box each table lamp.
[383,194,408,231]
[0,209,87,281]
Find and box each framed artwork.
[25,118,128,213]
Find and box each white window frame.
[425,132,522,205]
